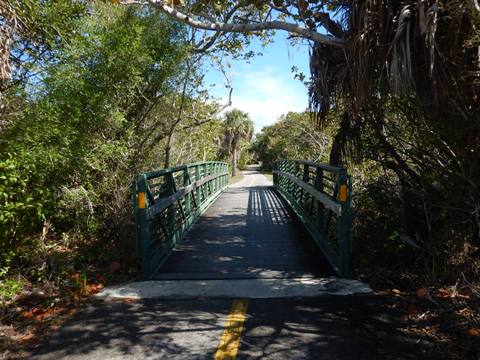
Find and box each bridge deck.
[154,168,331,280]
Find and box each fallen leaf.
[35,313,48,322]
[407,303,419,315]
[416,288,429,299]
[19,333,35,343]
[467,328,480,337]
[68,308,77,316]
[20,310,33,319]
[109,261,121,273]
[122,298,135,305]
[437,288,450,299]
[392,289,401,296]
[32,307,45,315]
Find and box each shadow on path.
[32,296,449,360]
[154,185,331,280]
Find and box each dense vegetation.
[0,2,252,302]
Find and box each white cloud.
[222,66,309,133]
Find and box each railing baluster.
[195,164,201,207]
[166,172,176,247]
[302,164,309,209]
[183,167,190,218]
[315,167,324,231]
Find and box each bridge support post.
[135,174,150,279]
[338,169,352,277]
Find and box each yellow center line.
[248,175,255,187]
[213,299,249,360]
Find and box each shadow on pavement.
[32,296,449,360]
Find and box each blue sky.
[204,33,311,133]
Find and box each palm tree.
[223,109,254,177]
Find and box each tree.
[0,0,86,123]
[0,2,195,266]
[223,109,254,177]
[252,111,333,170]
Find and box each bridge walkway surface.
[32,168,448,360]
[154,167,329,281]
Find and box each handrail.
[133,161,229,279]
[273,159,352,277]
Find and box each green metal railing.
[273,160,352,277]
[133,161,229,279]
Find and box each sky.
[204,34,311,133]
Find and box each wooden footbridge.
[133,160,352,281]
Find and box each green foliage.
[252,111,334,170]
[0,3,199,276]
[0,278,22,303]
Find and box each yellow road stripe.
[213,299,248,360]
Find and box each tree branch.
[132,1,345,46]
[193,3,241,53]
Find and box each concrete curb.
[97,277,372,300]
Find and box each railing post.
[223,163,227,188]
[315,167,325,230]
[135,174,150,279]
[195,164,201,206]
[166,172,176,247]
[338,168,351,277]
[302,164,309,209]
[203,163,208,197]
[183,167,190,219]
[280,161,286,191]
[208,163,213,195]
[214,163,218,193]
[274,161,278,188]
[225,163,229,188]
[294,161,302,201]
[280,160,287,192]
[286,161,292,194]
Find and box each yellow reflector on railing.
[138,192,146,209]
[339,185,348,202]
